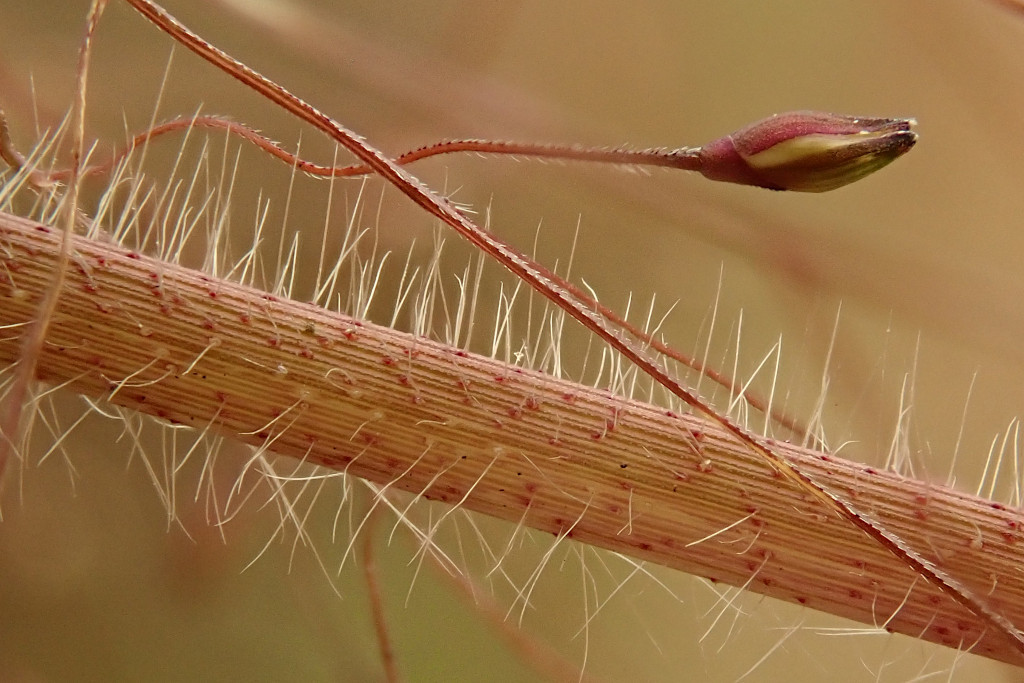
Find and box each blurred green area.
[3,1,1024,680]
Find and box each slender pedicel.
[46,111,917,194]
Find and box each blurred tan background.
[3,0,1024,680]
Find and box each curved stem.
[53,114,701,180]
